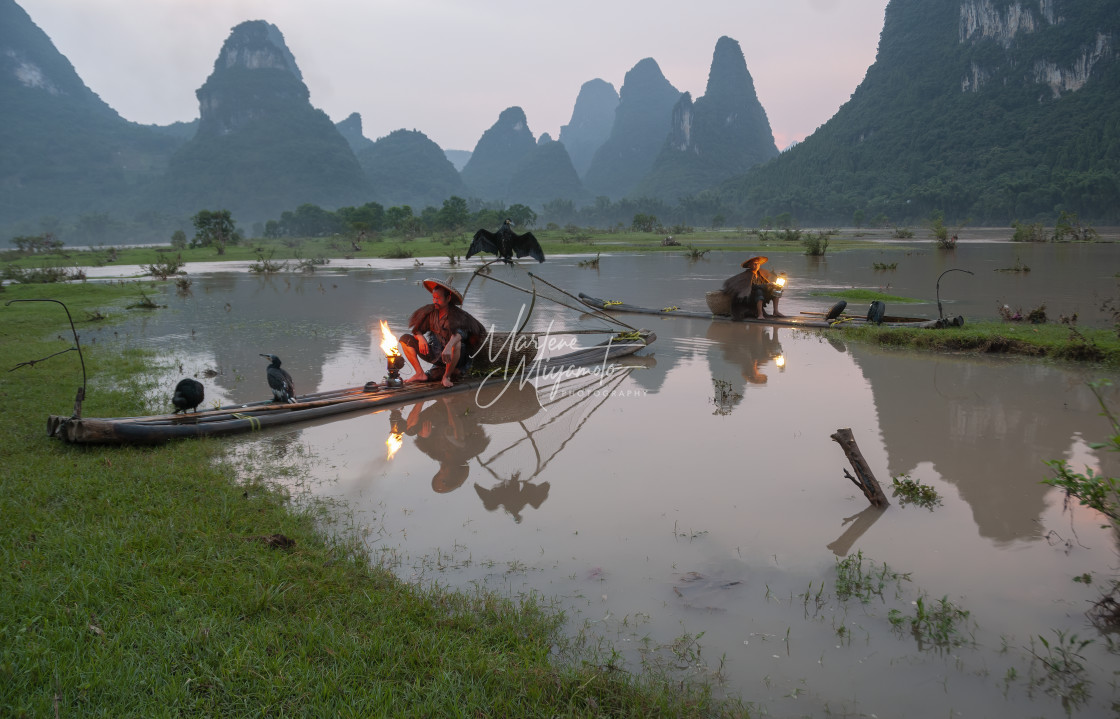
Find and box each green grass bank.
[0,282,747,717]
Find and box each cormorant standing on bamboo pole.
[466,219,545,265]
[260,354,296,403]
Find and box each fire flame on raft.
[379,320,400,357]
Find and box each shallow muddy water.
[92,245,1120,718]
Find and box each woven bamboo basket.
[471,331,540,372]
[705,290,731,316]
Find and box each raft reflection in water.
[386,368,638,521]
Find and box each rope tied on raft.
[604,300,623,306]
[661,306,680,312]
[614,331,644,341]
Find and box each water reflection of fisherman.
[391,384,543,496]
[706,322,784,388]
[722,256,786,320]
[394,397,490,493]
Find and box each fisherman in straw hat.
[721,256,786,320]
[399,277,487,388]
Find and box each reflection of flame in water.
[379,320,399,357]
[386,431,403,460]
[775,355,786,368]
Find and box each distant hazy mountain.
[582,58,682,200]
[154,20,369,223]
[0,0,178,234]
[557,78,619,178]
[443,149,471,172]
[460,106,537,201]
[336,112,375,153]
[718,0,1120,225]
[356,129,467,209]
[507,138,587,207]
[635,36,778,202]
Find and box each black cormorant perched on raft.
[260,354,296,403]
[172,378,204,414]
[466,219,545,265]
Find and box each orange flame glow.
[379,320,400,357]
[386,431,403,460]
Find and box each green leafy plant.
[248,250,287,274]
[1011,221,1046,242]
[801,231,830,256]
[1028,630,1094,711]
[891,474,942,510]
[834,550,909,603]
[143,253,185,280]
[888,594,972,649]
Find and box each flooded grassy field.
[95,243,1120,717]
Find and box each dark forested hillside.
[0,0,179,233]
[356,129,467,210]
[150,21,369,223]
[635,36,778,203]
[582,59,682,200]
[717,0,1120,225]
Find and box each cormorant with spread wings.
[466,219,545,265]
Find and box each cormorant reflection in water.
[705,322,784,409]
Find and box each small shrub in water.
[891,474,942,510]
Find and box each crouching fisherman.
[399,278,487,388]
[722,255,786,320]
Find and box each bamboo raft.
[577,293,940,329]
[47,331,656,445]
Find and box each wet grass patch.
[836,322,1120,367]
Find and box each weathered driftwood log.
[830,428,890,508]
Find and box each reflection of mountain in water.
[849,345,1120,544]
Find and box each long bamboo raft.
[48,331,655,445]
[577,293,939,329]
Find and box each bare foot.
[405,372,429,384]
[772,312,787,318]
[441,375,454,388]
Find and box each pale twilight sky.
[17,0,889,152]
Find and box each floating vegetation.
[294,255,330,273]
[834,550,909,603]
[578,253,601,268]
[1028,630,1094,711]
[710,378,741,416]
[892,227,915,238]
[248,250,287,274]
[873,262,898,270]
[891,473,942,510]
[889,594,973,649]
[127,290,165,309]
[175,276,193,293]
[683,245,709,260]
[995,257,1031,273]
